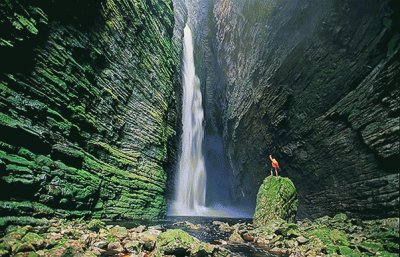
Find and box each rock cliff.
[205,0,399,218]
[0,0,179,222]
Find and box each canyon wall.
[0,0,179,225]
[210,0,399,218]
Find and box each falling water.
[170,24,208,216]
[170,24,251,218]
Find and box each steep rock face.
[211,0,399,218]
[253,176,298,226]
[0,0,179,221]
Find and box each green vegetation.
[253,176,298,226]
[0,0,178,222]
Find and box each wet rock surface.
[0,215,398,257]
[0,218,232,257]
[196,0,399,218]
[0,0,179,221]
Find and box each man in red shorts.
[269,154,280,176]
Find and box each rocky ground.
[0,213,398,257]
[0,218,230,257]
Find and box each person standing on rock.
[269,154,280,176]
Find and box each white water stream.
[170,24,249,217]
[170,24,208,216]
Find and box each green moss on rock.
[253,176,298,226]
[22,232,44,248]
[156,229,196,255]
[0,0,178,223]
[86,219,105,232]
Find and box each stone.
[358,241,385,254]
[107,242,124,254]
[93,241,108,249]
[265,234,275,240]
[88,247,103,256]
[82,251,98,257]
[269,247,289,255]
[140,232,157,251]
[190,242,216,256]
[87,220,105,232]
[329,229,350,246]
[228,231,245,244]
[14,243,35,253]
[214,240,228,245]
[285,239,298,248]
[338,246,355,256]
[242,232,255,242]
[213,222,233,232]
[47,227,58,233]
[131,225,146,233]
[148,225,162,231]
[253,176,298,226]
[109,226,128,239]
[333,213,348,223]
[296,236,308,244]
[62,240,85,256]
[147,229,162,237]
[14,253,39,257]
[124,240,141,253]
[22,232,44,249]
[0,241,12,256]
[155,229,197,255]
[172,221,201,230]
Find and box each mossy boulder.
[0,241,12,256]
[253,176,298,226]
[156,229,197,255]
[86,219,105,232]
[22,232,44,249]
[155,229,223,256]
[109,226,128,239]
[307,227,350,254]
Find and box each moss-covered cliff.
[0,0,179,224]
[206,0,399,218]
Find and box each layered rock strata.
[209,0,399,218]
[0,0,179,222]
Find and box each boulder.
[229,231,245,244]
[253,176,298,226]
[21,232,44,249]
[140,232,157,251]
[155,229,196,255]
[87,219,105,232]
[107,241,124,254]
[109,226,128,239]
[172,221,201,230]
[124,240,141,253]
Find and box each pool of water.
[109,216,285,257]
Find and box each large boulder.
[254,176,298,226]
[154,229,228,257]
[155,229,196,256]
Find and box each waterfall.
[171,24,208,215]
[169,23,250,218]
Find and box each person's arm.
[269,154,273,161]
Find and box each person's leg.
[270,168,273,176]
[275,168,279,176]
